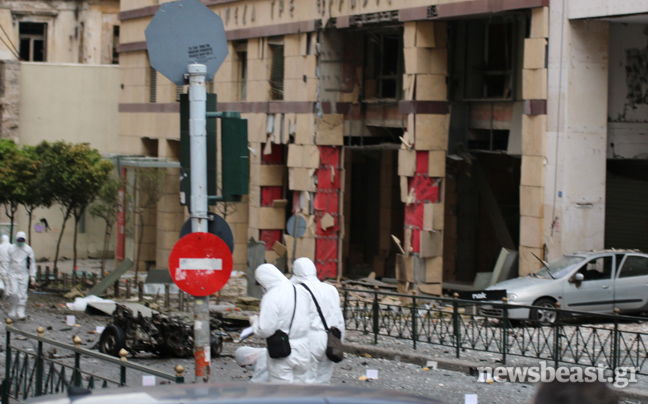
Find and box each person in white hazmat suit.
[0,234,10,296]
[235,346,268,383]
[5,232,36,320]
[292,257,345,384]
[251,263,314,383]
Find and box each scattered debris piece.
[98,304,225,359]
[64,286,85,299]
[235,296,260,311]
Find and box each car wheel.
[99,324,126,357]
[530,298,559,325]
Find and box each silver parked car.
[479,250,648,323]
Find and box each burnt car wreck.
[98,304,225,358]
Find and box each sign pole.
[187,63,211,382]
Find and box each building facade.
[544,0,648,267]
[0,0,121,260]
[117,0,559,292]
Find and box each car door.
[562,255,615,313]
[614,254,648,312]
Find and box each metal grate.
[149,66,157,103]
[349,11,398,27]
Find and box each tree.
[130,167,166,279]
[0,140,28,240]
[19,145,53,244]
[0,139,19,239]
[88,173,122,275]
[37,141,113,271]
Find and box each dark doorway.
[343,148,404,278]
[444,153,520,282]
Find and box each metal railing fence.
[1,319,185,404]
[341,288,648,376]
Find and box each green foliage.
[0,139,27,238]
[0,140,113,263]
[36,141,114,213]
[35,141,114,269]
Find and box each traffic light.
[179,93,248,205]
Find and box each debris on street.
[97,304,225,359]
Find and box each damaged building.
[0,0,121,258]
[116,0,648,294]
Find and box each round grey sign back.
[145,0,229,85]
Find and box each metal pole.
[188,63,210,383]
[3,319,13,404]
[411,295,417,350]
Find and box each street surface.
[0,291,537,404]
[0,259,644,404]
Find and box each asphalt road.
[4,290,641,404]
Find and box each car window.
[618,256,648,278]
[576,256,613,281]
[536,255,586,279]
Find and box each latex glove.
[238,326,254,342]
[30,276,36,287]
[249,315,259,326]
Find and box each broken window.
[235,41,248,101]
[112,25,120,65]
[450,17,525,101]
[19,22,46,62]
[269,37,284,101]
[364,31,403,100]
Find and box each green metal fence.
[342,288,648,376]
[1,319,185,404]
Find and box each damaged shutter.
[605,170,648,252]
[269,37,284,101]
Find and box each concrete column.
[545,1,609,262]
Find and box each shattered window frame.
[450,15,526,102]
[363,29,404,101]
[19,21,47,62]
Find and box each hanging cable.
[0,23,20,60]
[0,34,19,60]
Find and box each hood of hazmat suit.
[253,263,314,383]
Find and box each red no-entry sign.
[168,232,233,296]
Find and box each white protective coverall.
[292,257,345,384]
[235,346,268,383]
[5,232,36,319]
[252,264,313,383]
[0,235,10,295]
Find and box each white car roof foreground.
[26,383,445,404]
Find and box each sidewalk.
[343,339,648,402]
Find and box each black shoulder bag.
[301,283,344,363]
[266,285,296,359]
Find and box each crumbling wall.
[0,0,118,64]
[519,7,548,275]
[607,23,648,159]
[0,60,20,141]
[544,6,609,263]
[398,21,448,295]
